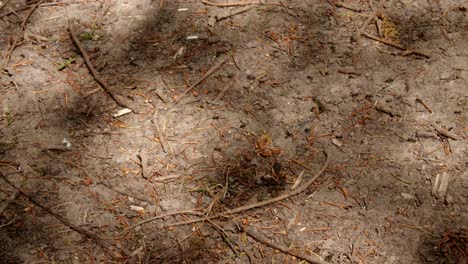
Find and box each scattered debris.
[1,0,466,262]
[164,152,329,228]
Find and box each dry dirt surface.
[0,0,467,263]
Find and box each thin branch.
[0,0,13,12]
[121,210,204,234]
[361,32,430,58]
[244,227,332,264]
[335,2,362,12]
[215,5,256,21]
[201,0,261,7]
[68,19,133,110]
[433,125,462,140]
[207,219,240,258]
[0,171,126,260]
[20,0,43,28]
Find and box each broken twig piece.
[361,32,430,58]
[201,0,261,7]
[433,125,462,141]
[335,2,362,12]
[215,5,256,21]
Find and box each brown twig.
[215,5,256,21]
[207,219,240,258]
[201,0,261,7]
[243,227,332,264]
[0,171,126,260]
[354,6,378,41]
[121,210,204,234]
[361,32,430,58]
[68,19,132,110]
[175,57,229,103]
[415,98,433,113]
[0,0,13,12]
[165,152,329,227]
[4,0,44,66]
[335,2,362,12]
[433,125,462,141]
[20,0,43,28]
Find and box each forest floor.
[0,0,467,263]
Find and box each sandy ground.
[0,0,467,263]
